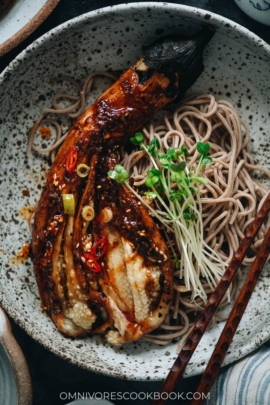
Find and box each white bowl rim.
[1,1,270,82]
[1,1,270,380]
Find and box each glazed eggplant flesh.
[32,27,214,344]
[93,150,173,344]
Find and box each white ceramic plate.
[0,3,270,380]
[0,0,59,56]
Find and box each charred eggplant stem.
[32,27,215,344]
[142,26,215,99]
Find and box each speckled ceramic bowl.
[0,2,270,380]
[0,0,60,56]
[0,307,32,405]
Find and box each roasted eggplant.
[32,27,214,344]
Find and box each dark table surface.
[1,1,270,405]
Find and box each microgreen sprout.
[144,138,161,158]
[108,164,129,184]
[196,141,213,173]
[108,135,226,302]
[130,132,144,146]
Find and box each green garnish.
[130,132,144,145]
[108,134,226,301]
[196,142,213,172]
[62,194,75,216]
[108,164,129,184]
[76,163,90,178]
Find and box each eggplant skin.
[142,26,215,99]
[32,28,214,344]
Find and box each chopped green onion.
[63,194,75,216]
[82,204,94,221]
[76,164,90,178]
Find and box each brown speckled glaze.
[0,0,60,57]
[0,3,269,381]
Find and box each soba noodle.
[28,74,270,349]
[126,94,270,346]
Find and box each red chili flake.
[66,146,78,174]
[83,255,102,273]
[82,236,108,273]
[90,236,108,260]
[39,126,51,138]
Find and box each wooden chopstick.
[189,225,270,405]
[152,192,270,405]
